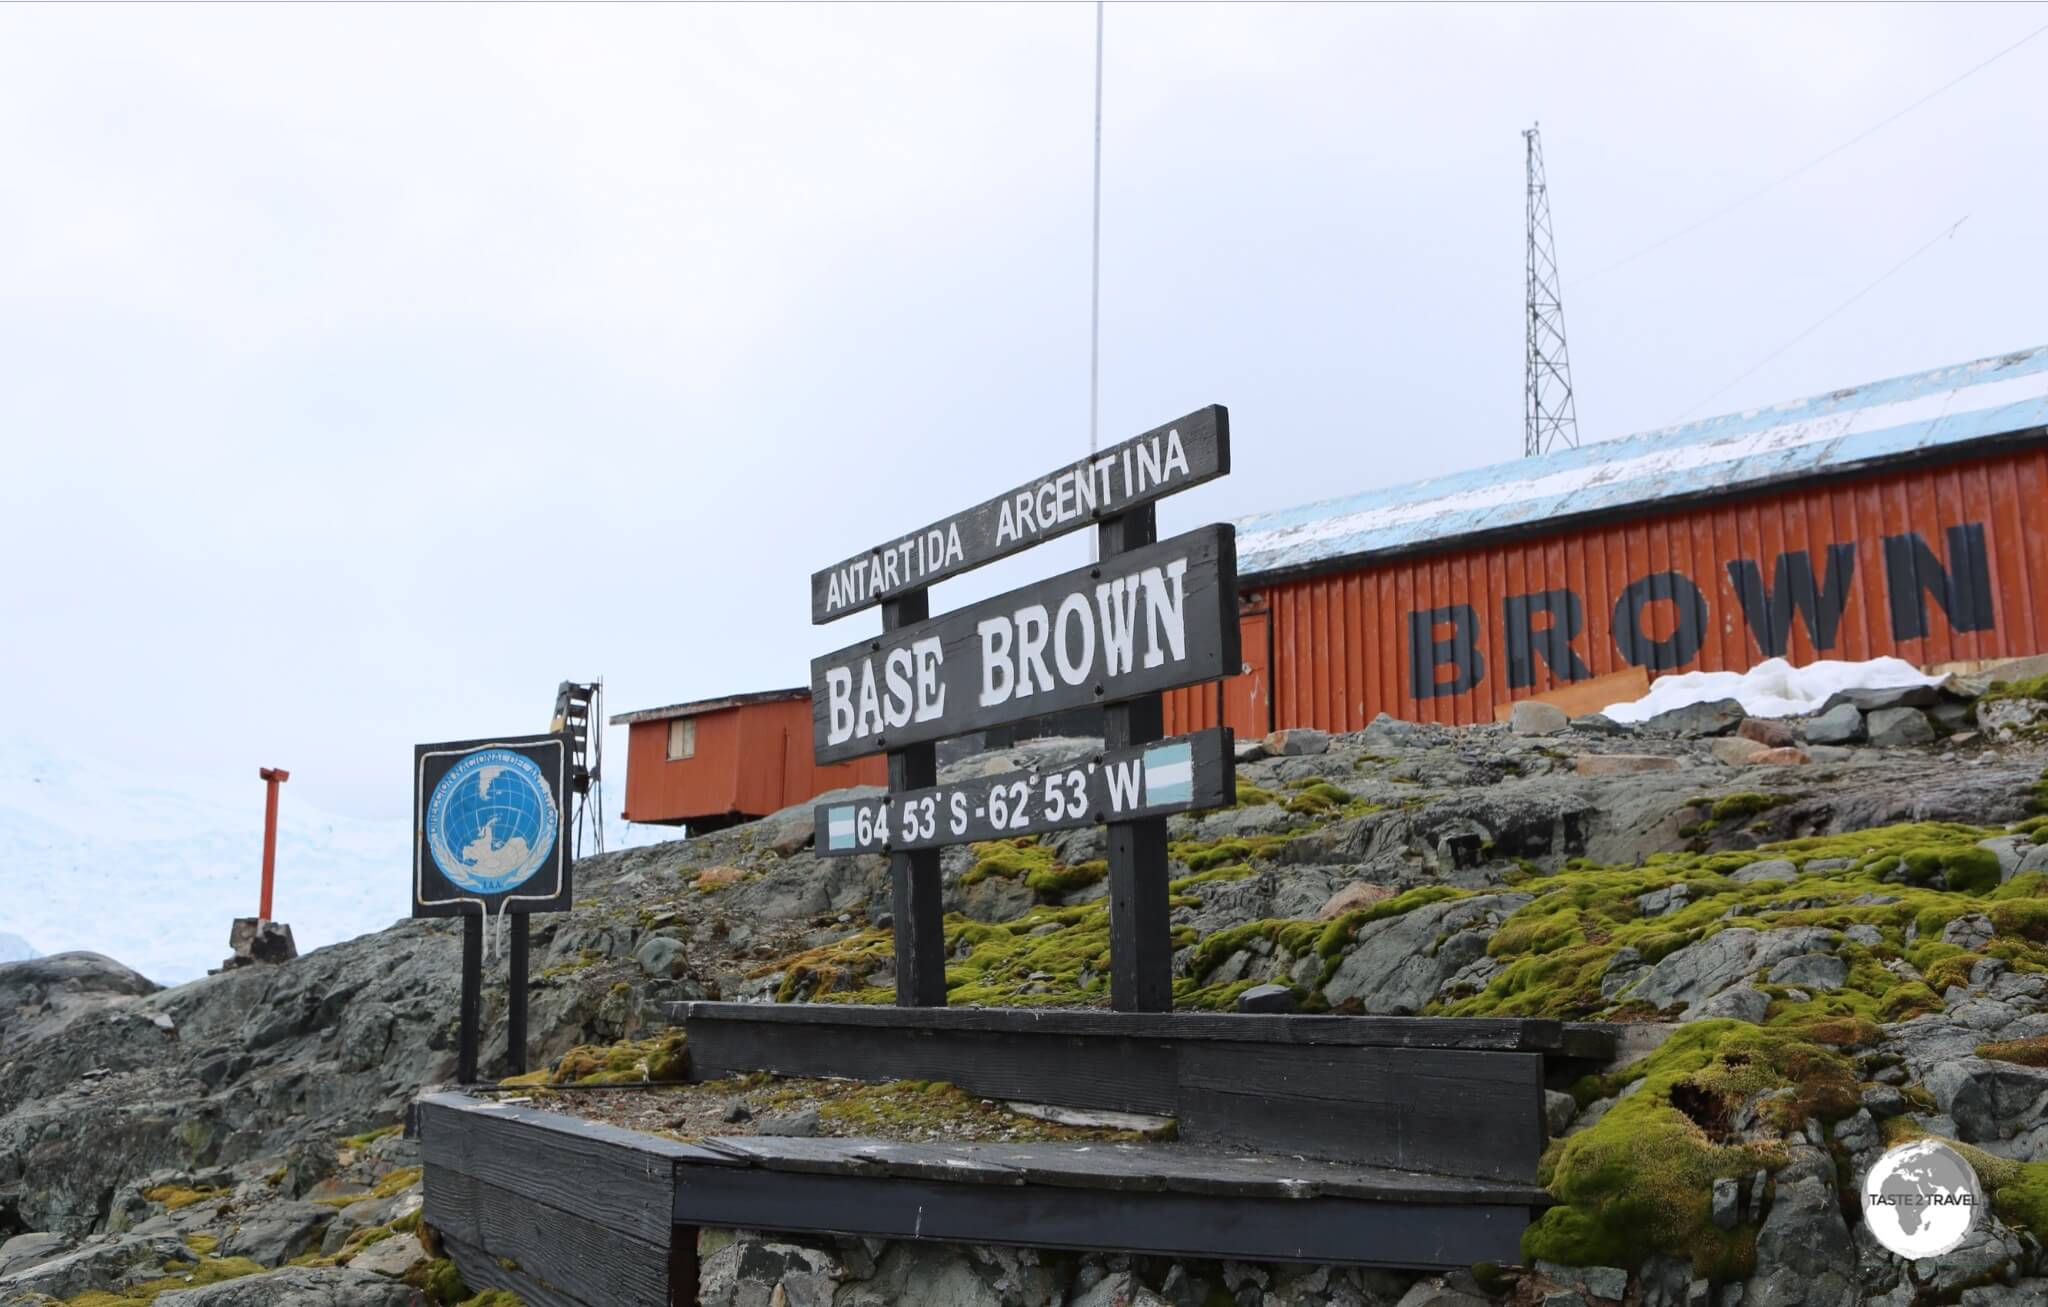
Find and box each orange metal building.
[611,690,886,833]
[1169,346,2048,735]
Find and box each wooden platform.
[419,1092,1548,1306]
[417,1006,1614,1305]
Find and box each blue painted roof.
[1235,345,2048,580]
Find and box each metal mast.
[1524,123,1580,456]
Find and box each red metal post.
[258,767,289,922]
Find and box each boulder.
[223,918,297,969]
[1924,1058,2048,1141]
[0,1232,76,1278]
[1321,893,1532,1014]
[1768,953,1847,992]
[218,1201,333,1265]
[1741,1172,1855,1306]
[1710,737,1770,766]
[1981,697,2048,743]
[1803,703,1865,745]
[1263,728,1332,757]
[1569,713,1631,735]
[0,1233,187,1300]
[1685,985,1769,1024]
[1642,698,1745,738]
[1575,754,1680,776]
[1865,707,1935,748]
[154,1266,420,1306]
[1746,747,1811,766]
[1736,718,1797,748]
[1510,701,1569,737]
[1729,859,1798,884]
[1317,881,1393,920]
[1942,914,1995,951]
[1621,926,1837,1012]
[1544,1089,1577,1136]
[1236,983,1295,1014]
[1818,683,1942,714]
[634,934,686,979]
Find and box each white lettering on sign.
[825,635,948,746]
[994,427,1189,547]
[975,559,1192,711]
[823,525,966,614]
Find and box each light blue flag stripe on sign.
[1142,743,1193,806]
[826,806,858,851]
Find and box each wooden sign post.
[809,407,1238,1011]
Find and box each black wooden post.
[458,913,482,1083]
[507,912,530,1077]
[883,589,948,1006]
[1100,504,1173,1012]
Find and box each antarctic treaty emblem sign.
[412,732,572,919]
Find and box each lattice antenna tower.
[551,680,605,858]
[1524,123,1580,457]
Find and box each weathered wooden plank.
[671,1166,1531,1270]
[1175,1045,1546,1182]
[426,1166,669,1306]
[442,1231,590,1307]
[810,524,1240,763]
[810,406,1229,623]
[417,1093,722,1246]
[882,588,948,1007]
[684,1019,1180,1115]
[816,728,1233,856]
[675,1001,1580,1053]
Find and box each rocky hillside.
[9,670,2048,1304]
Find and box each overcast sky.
[3,3,2046,826]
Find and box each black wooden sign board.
[810,406,1228,624]
[412,731,573,1083]
[810,524,1239,764]
[814,727,1233,856]
[809,406,1238,1013]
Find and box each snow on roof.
[1235,345,2048,581]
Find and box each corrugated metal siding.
[621,701,884,826]
[1259,442,2048,732]
[1236,345,2048,579]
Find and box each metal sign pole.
[458,913,482,1084]
[507,914,530,1076]
[1100,503,1172,1011]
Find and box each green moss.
[1234,779,1281,807]
[141,1184,227,1212]
[508,1033,690,1086]
[1025,859,1106,895]
[1525,1021,1856,1274]
[1981,675,2048,705]
[181,1233,218,1256]
[341,1123,402,1150]
[1705,792,1795,823]
[959,837,1057,886]
[62,1256,267,1305]
[1979,1036,2048,1067]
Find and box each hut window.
[666,717,697,761]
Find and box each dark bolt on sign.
[412,732,573,919]
[810,525,1239,764]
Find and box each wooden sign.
[810,525,1239,764]
[810,406,1229,624]
[815,728,1232,855]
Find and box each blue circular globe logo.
[426,749,560,895]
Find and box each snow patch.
[1601,657,1943,724]
[0,932,38,963]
